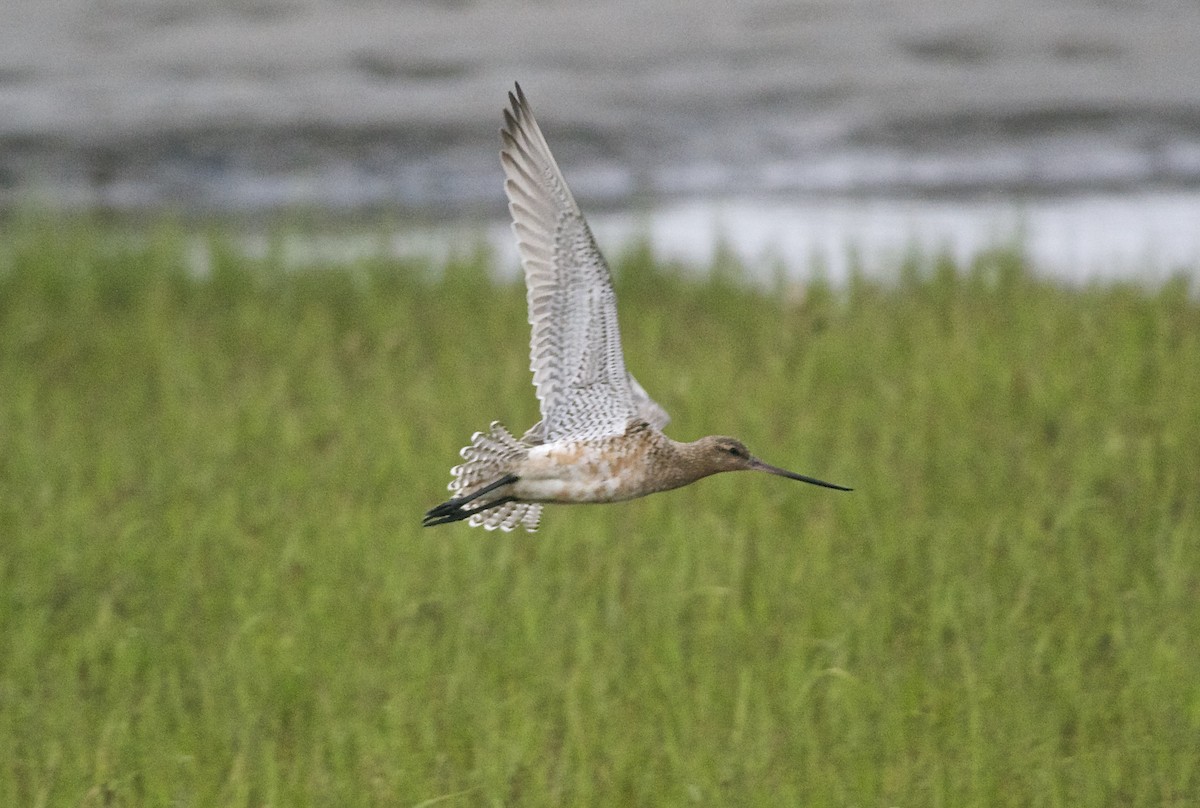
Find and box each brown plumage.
[423,84,850,532]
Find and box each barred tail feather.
[468,500,543,532]
[448,421,542,533]
[448,421,524,495]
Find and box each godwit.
[423,83,850,532]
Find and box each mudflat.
[3,0,1199,212]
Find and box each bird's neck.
[645,436,722,494]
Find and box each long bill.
[750,458,853,491]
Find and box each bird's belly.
[512,441,655,504]
[513,476,634,504]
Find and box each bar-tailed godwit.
[424,84,850,532]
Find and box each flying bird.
[424,84,850,532]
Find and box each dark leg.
[422,496,517,527]
[423,474,519,524]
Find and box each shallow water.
[209,189,1200,288]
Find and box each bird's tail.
[443,421,542,532]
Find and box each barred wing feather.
[501,84,668,440]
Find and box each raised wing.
[629,373,670,431]
[519,371,670,446]
[501,83,667,440]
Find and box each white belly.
[510,440,653,504]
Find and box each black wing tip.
[506,81,533,122]
[500,110,517,140]
[500,85,539,161]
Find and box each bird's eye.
[726,446,741,456]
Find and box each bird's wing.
[501,83,666,441]
[519,369,670,445]
[629,373,670,431]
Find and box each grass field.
[1,215,1198,806]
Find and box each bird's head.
[695,435,852,491]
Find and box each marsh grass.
[1,216,1198,806]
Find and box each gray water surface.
[4,0,1200,278]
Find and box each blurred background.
[4,0,1200,280]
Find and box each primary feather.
[500,83,668,441]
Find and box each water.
[3,0,1200,280]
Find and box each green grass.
[1,215,1198,806]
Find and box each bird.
[423,83,850,532]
